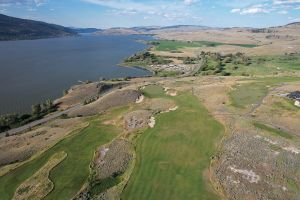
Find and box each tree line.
[0,99,57,134]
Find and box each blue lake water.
[0,35,151,115]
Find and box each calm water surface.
[0,35,151,115]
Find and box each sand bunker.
[166,90,178,96]
[148,117,156,128]
[161,106,179,113]
[295,100,300,107]
[229,166,260,184]
[164,87,170,92]
[135,95,145,104]
[283,147,300,154]
[164,87,178,96]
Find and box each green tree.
[32,104,41,116]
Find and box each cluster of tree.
[124,52,172,65]
[200,59,231,76]
[0,99,57,134]
[83,97,98,105]
[198,52,252,76]
[147,41,160,46]
[250,28,275,33]
[180,57,199,64]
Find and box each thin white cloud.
[273,0,300,5]
[241,7,269,14]
[231,4,270,15]
[230,0,300,15]
[183,0,198,5]
[0,0,46,7]
[278,10,288,14]
[82,0,202,23]
[231,8,241,13]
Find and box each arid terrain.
[1,23,300,200]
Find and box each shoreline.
[0,34,157,134]
[0,34,152,116]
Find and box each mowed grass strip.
[0,117,120,200]
[152,40,257,51]
[122,86,224,200]
[229,77,300,108]
[253,121,293,139]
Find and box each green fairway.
[253,121,293,139]
[229,77,300,108]
[0,117,119,200]
[257,54,300,71]
[226,54,300,76]
[151,40,257,51]
[122,86,224,200]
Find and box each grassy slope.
[122,85,224,200]
[226,55,300,76]
[0,117,119,200]
[229,77,300,108]
[253,121,293,139]
[153,40,257,51]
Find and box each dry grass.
[0,118,84,171]
[55,82,101,109]
[13,151,67,200]
[253,82,300,136]
[68,89,141,117]
[152,25,300,56]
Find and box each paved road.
[4,104,82,136]
[3,84,124,136]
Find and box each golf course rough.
[122,85,224,200]
[0,117,120,200]
[13,151,67,200]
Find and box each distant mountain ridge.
[1,13,299,40]
[94,25,213,35]
[0,14,77,41]
[70,27,102,34]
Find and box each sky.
[0,0,300,28]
